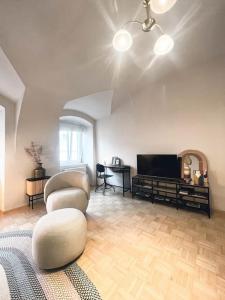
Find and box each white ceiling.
[64,90,113,120]
[0,0,224,102]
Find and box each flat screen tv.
[137,154,181,179]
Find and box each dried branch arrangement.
[25,142,43,164]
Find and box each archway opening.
[0,105,5,211]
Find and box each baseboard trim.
[0,202,28,214]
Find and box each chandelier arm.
[121,20,143,29]
[153,23,164,34]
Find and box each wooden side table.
[26,176,50,209]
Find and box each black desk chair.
[95,163,115,195]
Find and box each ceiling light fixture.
[113,29,133,52]
[113,0,176,55]
[151,0,177,14]
[153,34,174,55]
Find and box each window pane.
[59,130,69,161]
[59,128,83,164]
[71,131,78,161]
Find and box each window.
[59,123,84,166]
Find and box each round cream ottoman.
[32,208,87,270]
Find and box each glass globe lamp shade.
[154,34,174,55]
[113,29,133,52]
[151,0,177,14]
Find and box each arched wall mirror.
[178,150,208,185]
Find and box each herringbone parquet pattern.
[1,191,225,300]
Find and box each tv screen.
[137,154,180,179]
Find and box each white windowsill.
[60,162,88,171]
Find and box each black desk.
[104,165,131,196]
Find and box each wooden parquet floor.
[1,191,225,300]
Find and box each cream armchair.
[44,170,90,213]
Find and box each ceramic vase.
[33,163,46,179]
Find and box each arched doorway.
[0,105,5,210]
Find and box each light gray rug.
[0,231,102,300]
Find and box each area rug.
[0,230,102,300]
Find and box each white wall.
[83,125,95,185]
[96,59,225,211]
[12,86,61,211]
[0,47,25,103]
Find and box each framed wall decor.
[115,158,121,165]
[112,156,117,165]
[112,156,121,165]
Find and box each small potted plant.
[25,142,45,178]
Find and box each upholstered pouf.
[32,208,87,270]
